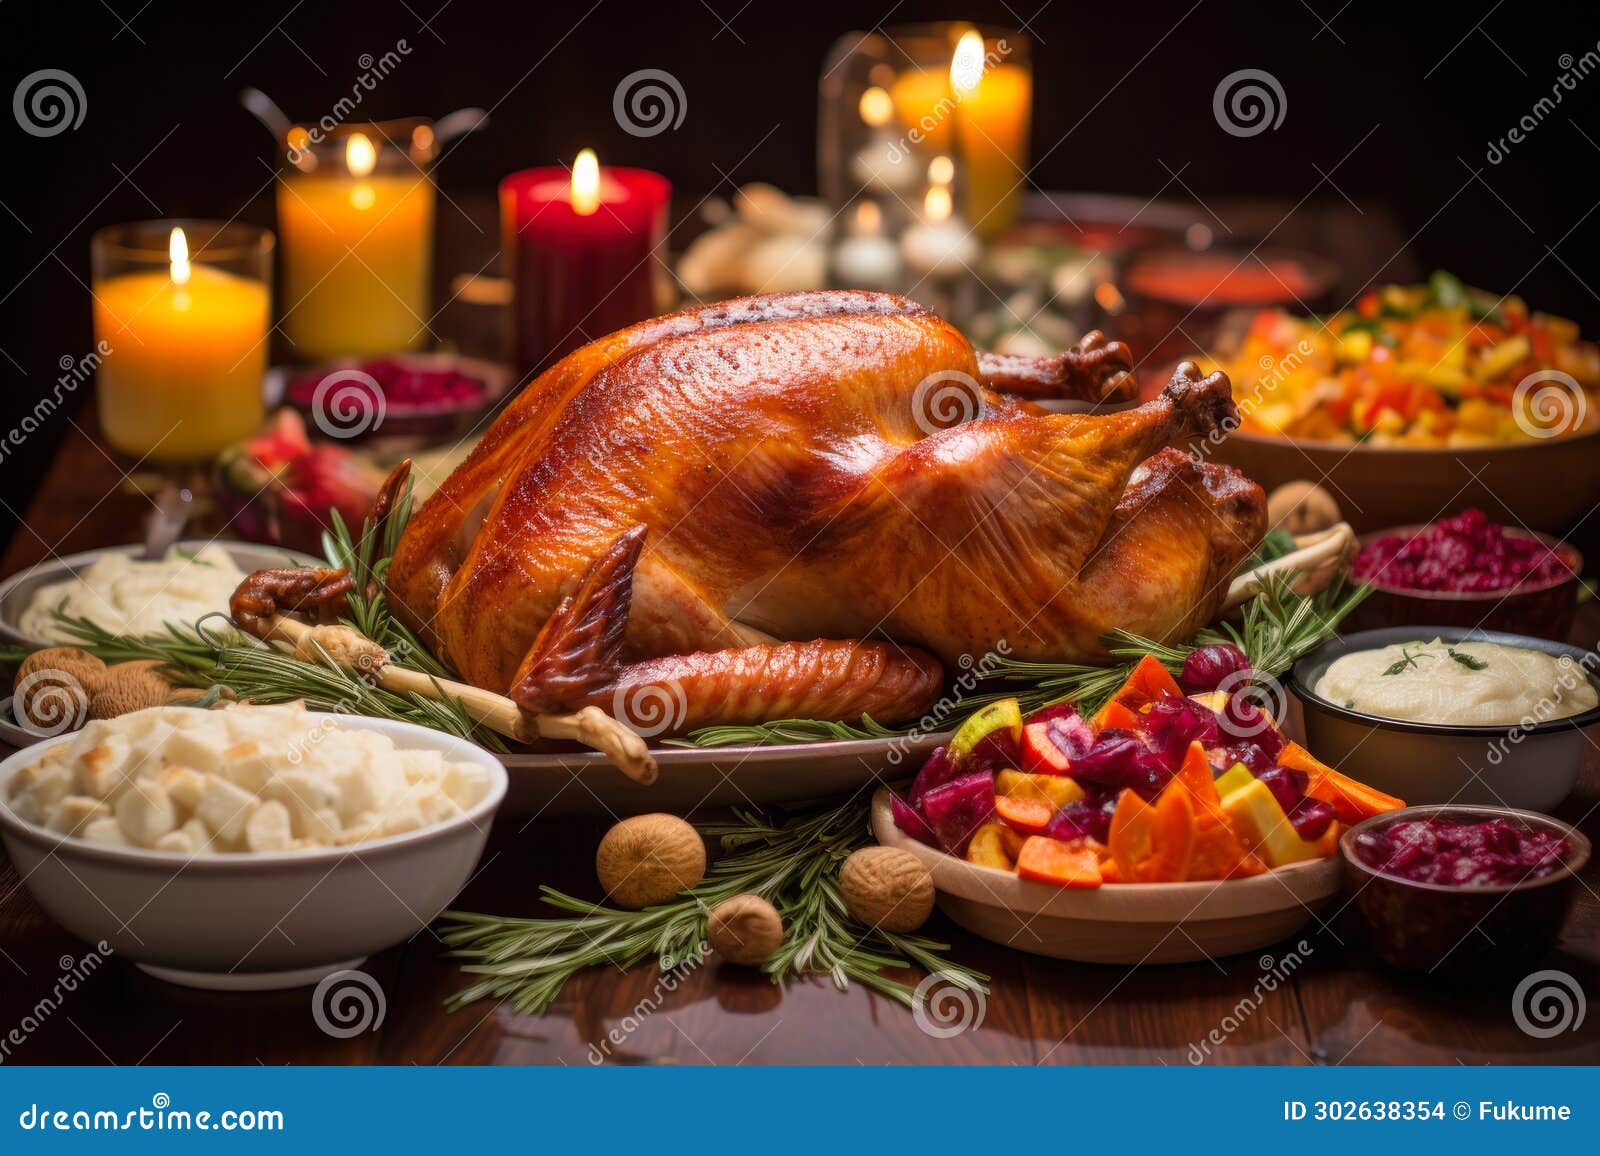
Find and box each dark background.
[3,0,1599,552]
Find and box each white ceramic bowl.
[0,714,507,990]
[870,789,1339,964]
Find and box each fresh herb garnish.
[1448,647,1489,670]
[439,796,987,1014]
[1382,643,1429,676]
[172,546,213,567]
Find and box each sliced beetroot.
[1288,798,1336,843]
[1046,799,1112,844]
[919,772,997,857]
[1027,701,1082,727]
[967,729,1020,775]
[1142,695,1220,759]
[1179,643,1251,695]
[909,746,962,805]
[890,792,937,847]
[1256,767,1303,815]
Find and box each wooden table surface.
[2,195,1597,1066]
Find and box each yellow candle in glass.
[890,30,1032,239]
[277,132,435,359]
[92,227,269,462]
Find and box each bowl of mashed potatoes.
[1291,628,1600,812]
[0,703,507,990]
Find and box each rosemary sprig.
[438,796,987,1014]
[680,572,1371,746]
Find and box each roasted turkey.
[360,290,1265,735]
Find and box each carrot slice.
[1108,789,1155,881]
[1092,699,1141,732]
[1278,742,1405,822]
[994,793,1053,835]
[1186,818,1255,880]
[1016,836,1103,888]
[1171,740,1224,823]
[1109,654,1184,711]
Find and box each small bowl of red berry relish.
[1348,509,1582,640]
[279,353,512,444]
[1291,627,1600,813]
[1340,805,1588,973]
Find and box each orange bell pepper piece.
[1278,742,1404,823]
[1109,654,1184,712]
[1092,699,1142,733]
[994,794,1053,835]
[1016,836,1103,888]
[1186,819,1261,880]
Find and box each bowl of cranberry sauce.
[1348,509,1582,640]
[1340,805,1589,973]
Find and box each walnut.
[839,846,935,933]
[595,813,707,909]
[1266,481,1341,535]
[87,661,172,720]
[706,894,783,965]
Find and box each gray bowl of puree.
[1290,627,1600,813]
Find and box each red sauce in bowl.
[1354,509,1574,594]
[1125,254,1314,305]
[1352,816,1571,887]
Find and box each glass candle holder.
[277,118,437,360]
[820,24,1031,240]
[90,220,273,463]
[500,153,670,384]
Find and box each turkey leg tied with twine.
[256,614,658,785]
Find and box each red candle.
[500,151,670,382]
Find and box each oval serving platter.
[869,787,1339,965]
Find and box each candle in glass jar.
[277,132,435,359]
[500,150,670,382]
[92,226,270,462]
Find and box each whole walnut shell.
[88,660,172,720]
[12,647,102,732]
[1266,481,1341,535]
[596,814,707,910]
[706,893,784,965]
[839,846,935,933]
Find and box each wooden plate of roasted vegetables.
[870,654,1407,963]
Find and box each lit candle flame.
[345,133,377,178]
[858,86,893,128]
[168,226,191,287]
[571,149,601,215]
[855,200,882,234]
[950,29,986,94]
[924,185,953,223]
[928,155,954,185]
